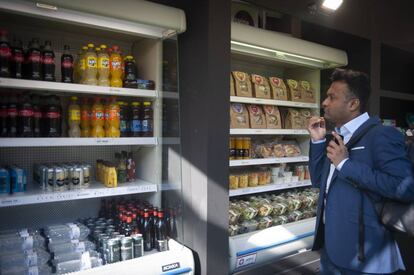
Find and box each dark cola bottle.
[156,209,167,242]
[0,30,11,77]
[0,95,8,137]
[31,95,42,137]
[42,41,55,81]
[61,45,73,83]
[151,208,158,249]
[7,95,18,137]
[27,39,42,80]
[143,209,152,251]
[11,38,23,79]
[18,95,34,137]
[45,95,61,137]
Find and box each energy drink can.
[120,237,133,261]
[107,238,120,263]
[0,168,10,193]
[131,234,143,258]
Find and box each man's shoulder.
[371,124,404,142]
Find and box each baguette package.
[230,103,250,128]
[284,108,304,129]
[232,71,252,97]
[286,79,302,102]
[263,105,282,129]
[299,80,316,103]
[247,105,266,129]
[269,77,288,101]
[251,74,271,99]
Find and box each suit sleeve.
[338,126,414,202]
[309,141,327,188]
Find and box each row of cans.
[33,163,92,191]
[0,166,27,194]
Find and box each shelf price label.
[236,253,257,269]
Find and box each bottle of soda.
[126,152,136,182]
[11,38,23,79]
[0,30,11,77]
[156,209,166,242]
[18,94,34,137]
[27,39,41,80]
[0,95,8,137]
[151,208,158,248]
[143,209,152,251]
[130,101,141,137]
[118,101,128,137]
[7,95,18,137]
[42,40,55,81]
[123,56,137,88]
[32,95,42,137]
[61,45,74,83]
[45,95,61,137]
[169,208,178,239]
[141,101,153,137]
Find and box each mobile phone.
[326,133,344,145]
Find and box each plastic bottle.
[126,152,136,182]
[18,94,34,137]
[44,223,90,242]
[97,44,110,86]
[141,101,153,137]
[105,97,120,138]
[123,55,137,88]
[32,95,42,137]
[6,95,17,137]
[48,240,96,254]
[74,46,87,83]
[27,39,42,80]
[0,96,8,137]
[130,101,141,137]
[0,248,50,268]
[1,264,51,275]
[68,96,81,137]
[61,45,74,83]
[42,40,55,81]
[55,256,102,274]
[83,44,97,85]
[45,95,61,137]
[115,152,127,183]
[52,250,99,265]
[11,38,23,79]
[0,30,11,77]
[109,45,123,87]
[118,101,128,137]
[156,209,167,242]
[90,97,105,137]
[80,97,90,137]
[143,209,152,251]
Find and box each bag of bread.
[263,105,282,129]
[286,79,302,102]
[300,109,312,129]
[247,105,266,129]
[299,81,316,103]
[283,143,301,157]
[272,144,286,158]
[230,74,235,96]
[232,71,252,97]
[251,74,271,99]
[269,77,288,101]
[284,108,304,129]
[230,103,250,128]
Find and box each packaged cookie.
[247,105,266,129]
[230,103,250,128]
[230,74,235,96]
[284,108,304,129]
[269,77,288,101]
[286,79,302,102]
[263,105,282,129]
[251,74,271,99]
[299,80,316,103]
[232,71,253,97]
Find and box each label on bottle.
[87,56,97,68]
[80,59,86,70]
[0,45,11,58]
[81,109,90,121]
[120,121,128,132]
[131,120,142,133]
[19,109,34,117]
[92,110,104,120]
[46,111,61,119]
[7,107,18,117]
[42,55,54,65]
[29,52,41,63]
[69,109,81,122]
[98,57,109,69]
[33,111,42,119]
[142,120,152,132]
[14,52,24,63]
[62,58,73,68]
[111,58,122,69]
[107,109,119,121]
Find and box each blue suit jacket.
[309,117,414,273]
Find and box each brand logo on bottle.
[288,79,298,89]
[19,109,34,117]
[111,60,121,69]
[62,59,73,68]
[46,112,61,119]
[99,58,109,69]
[14,53,24,63]
[0,45,11,58]
[87,57,97,68]
[42,55,55,65]
[29,53,41,63]
[162,262,180,272]
[7,108,18,117]
[235,71,246,81]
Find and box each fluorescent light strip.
[322,0,343,10]
[231,40,329,68]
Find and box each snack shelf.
[0,77,158,98]
[229,217,316,273]
[230,129,308,135]
[230,96,318,109]
[229,180,311,197]
[230,156,309,167]
[0,180,157,207]
[0,137,158,147]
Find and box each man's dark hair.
[330,68,371,113]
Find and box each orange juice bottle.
[83,43,98,85]
[109,45,123,87]
[90,97,105,137]
[80,97,90,137]
[104,97,111,131]
[105,96,120,138]
[97,44,110,86]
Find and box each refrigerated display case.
[0,0,193,274]
[229,22,347,273]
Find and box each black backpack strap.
[344,123,380,262]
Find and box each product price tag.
[236,253,257,269]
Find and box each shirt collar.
[337,112,370,137]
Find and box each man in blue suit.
[307,69,414,274]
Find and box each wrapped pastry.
[283,144,301,157]
[229,174,239,189]
[238,174,249,188]
[248,172,259,187]
[273,144,286,158]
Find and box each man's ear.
[349,98,360,112]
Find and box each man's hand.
[327,132,348,166]
[308,116,326,141]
